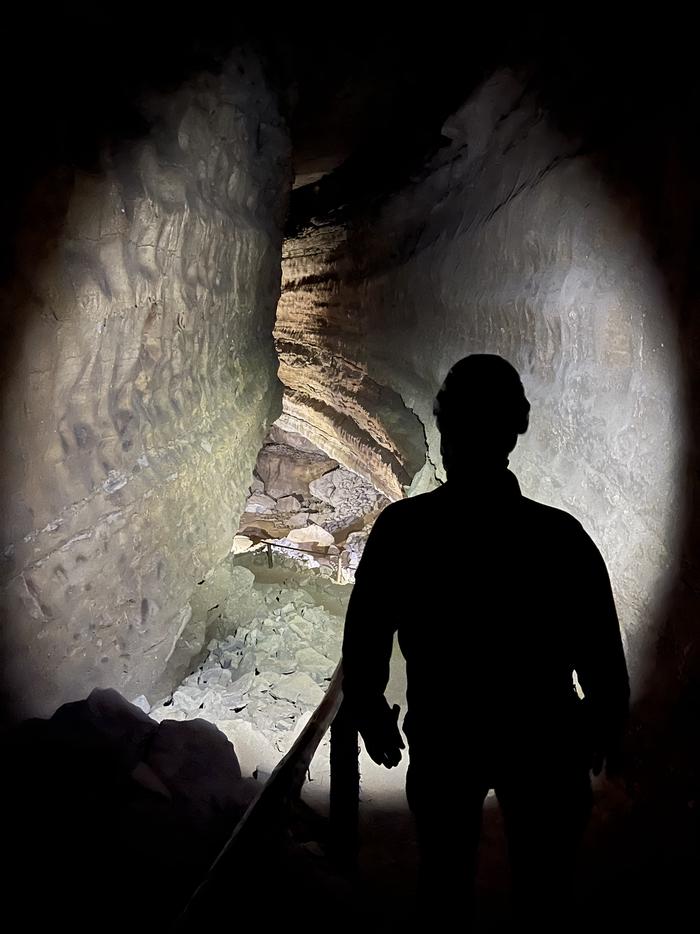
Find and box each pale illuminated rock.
[287,524,335,547]
[232,534,255,554]
[270,671,325,707]
[0,51,291,716]
[245,493,277,514]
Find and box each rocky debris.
[255,431,338,499]
[34,687,253,821]
[145,718,258,820]
[237,422,389,581]
[49,687,157,770]
[295,646,337,679]
[344,529,371,573]
[3,687,254,929]
[246,492,277,514]
[250,475,265,494]
[308,466,386,534]
[322,467,382,511]
[153,563,258,696]
[277,494,303,513]
[233,534,255,553]
[288,524,335,547]
[150,560,348,778]
[287,511,311,528]
[217,719,278,778]
[271,671,326,707]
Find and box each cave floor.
[301,645,517,932]
[301,637,691,932]
[158,558,693,931]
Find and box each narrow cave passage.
[0,15,697,933]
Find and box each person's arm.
[342,506,404,768]
[572,524,630,776]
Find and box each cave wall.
[276,226,427,501]
[0,50,291,718]
[276,71,684,690]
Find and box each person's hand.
[359,702,405,768]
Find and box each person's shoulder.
[380,487,444,516]
[520,494,587,537]
[371,487,444,530]
[520,496,610,577]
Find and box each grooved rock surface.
[275,71,683,687]
[275,226,428,499]
[0,51,291,717]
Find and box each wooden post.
[336,556,343,584]
[329,698,360,868]
[266,541,273,568]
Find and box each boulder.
[270,671,325,707]
[276,494,303,513]
[287,524,335,547]
[232,534,255,553]
[249,475,265,494]
[295,646,336,681]
[286,511,310,529]
[49,688,158,771]
[145,718,242,818]
[244,492,277,514]
[217,718,279,777]
[255,442,338,499]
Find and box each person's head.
[434,354,530,476]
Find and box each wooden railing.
[173,660,359,929]
[256,537,349,583]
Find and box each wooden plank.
[174,660,349,927]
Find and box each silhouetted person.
[342,354,629,927]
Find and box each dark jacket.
[342,469,629,763]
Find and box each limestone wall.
[0,51,291,717]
